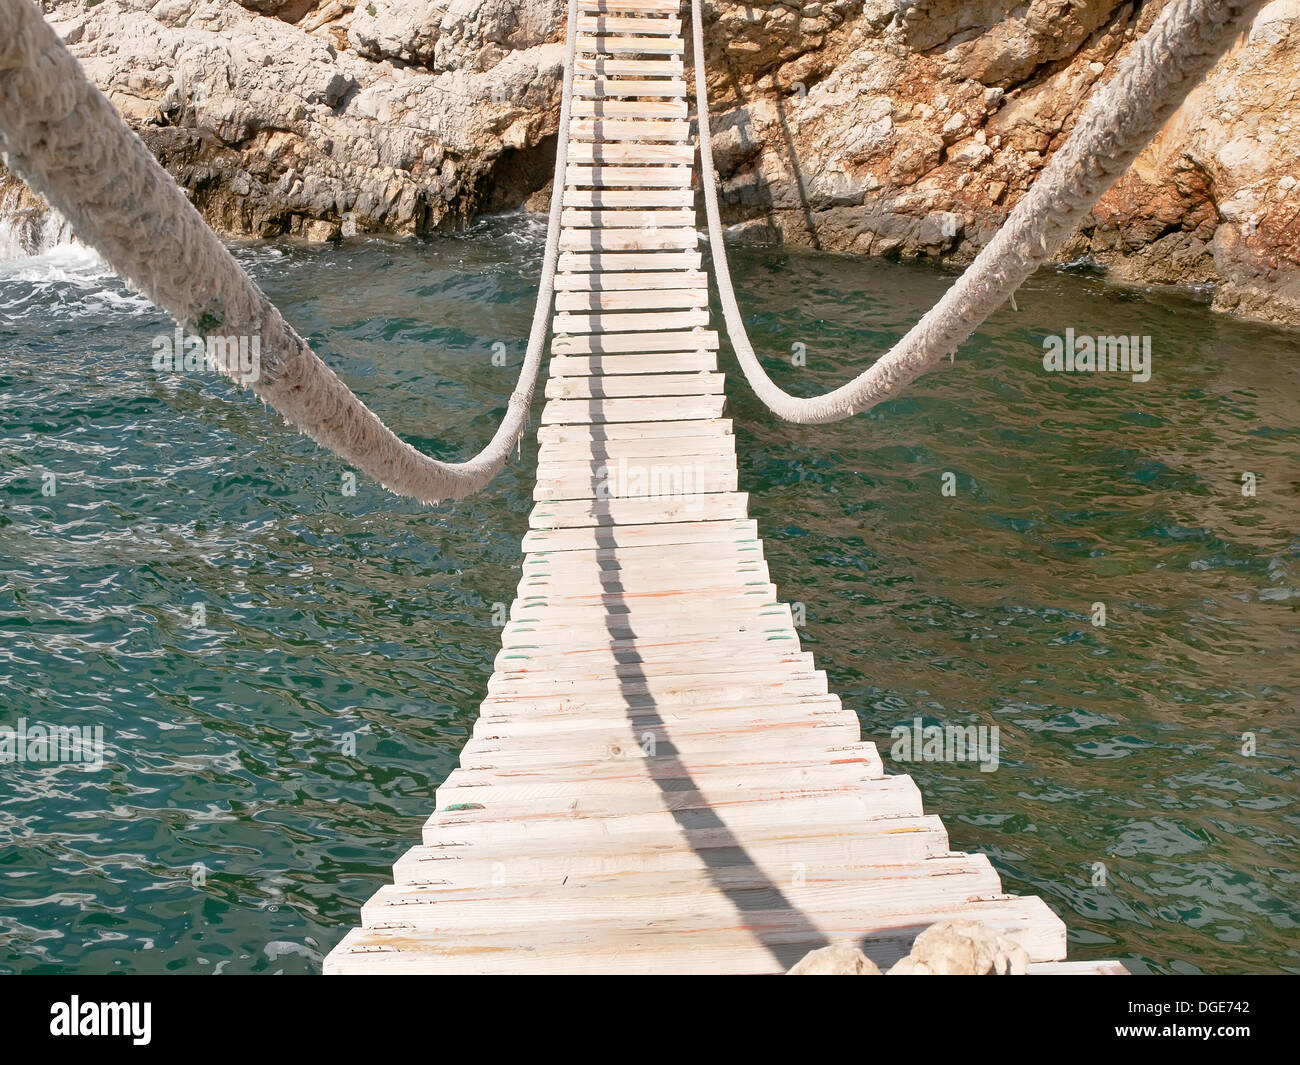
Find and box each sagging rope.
[691,0,1263,424]
[0,0,580,504]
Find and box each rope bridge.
[0,0,1260,972]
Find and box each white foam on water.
[0,237,110,283]
[0,196,156,319]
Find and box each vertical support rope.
[692,0,1262,424]
[0,0,580,503]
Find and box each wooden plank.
[552,307,709,333]
[328,894,1067,974]
[501,607,793,648]
[573,58,685,78]
[576,35,685,55]
[560,208,695,228]
[571,97,688,119]
[554,267,706,289]
[360,881,1046,958]
[554,288,708,312]
[504,595,786,631]
[578,0,685,13]
[550,329,717,355]
[562,188,694,208]
[433,756,887,809]
[547,351,717,375]
[534,443,738,469]
[395,818,939,887]
[565,165,693,188]
[573,78,687,98]
[430,743,883,794]
[1027,960,1131,975]
[557,250,703,273]
[475,698,844,750]
[501,606,789,643]
[569,120,691,142]
[558,227,698,252]
[538,394,725,425]
[515,546,753,579]
[496,630,802,672]
[543,369,722,398]
[484,658,822,697]
[534,417,734,445]
[568,141,696,165]
[371,856,1002,929]
[521,516,755,553]
[476,689,836,732]
[456,724,849,771]
[509,574,774,608]
[520,535,751,569]
[518,547,760,578]
[501,605,793,645]
[577,16,683,36]
[532,457,739,499]
[426,771,913,836]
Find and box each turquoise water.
[0,218,1296,974]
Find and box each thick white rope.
[692,0,1263,423]
[0,0,579,503]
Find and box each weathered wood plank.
[550,329,717,355]
[533,454,738,494]
[395,818,938,888]
[520,515,754,552]
[502,608,789,647]
[565,165,693,188]
[496,612,791,651]
[552,307,709,333]
[537,395,725,425]
[476,675,827,719]
[328,893,1066,974]
[530,488,746,526]
[432,755,888,810]
[571,97,688,119]
[554,286,707,310]
[558,227,699,252]
[546,351,717,377]
[535,421,735,454]
[543,368,722,398]
[572,78,688,98]
[560,208,696,229]
[576,16,682,36]
[561,188,694,208]
[568,141,697,165]
[519,534,752,569]
[574,56,684,77]
[578,0,685,13]
[569,120,691,142]
[576,35,685,54]
[555,269,706,291]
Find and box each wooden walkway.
[324,0,1111,975]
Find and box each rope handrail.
[692,0,1262,424]
[0,0,580,504]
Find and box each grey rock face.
[7,0,1298,324]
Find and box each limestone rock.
[887,919,1030,975]
[4,0,1297,323]
[787,940,882,974]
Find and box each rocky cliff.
[5,0,1298,325]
